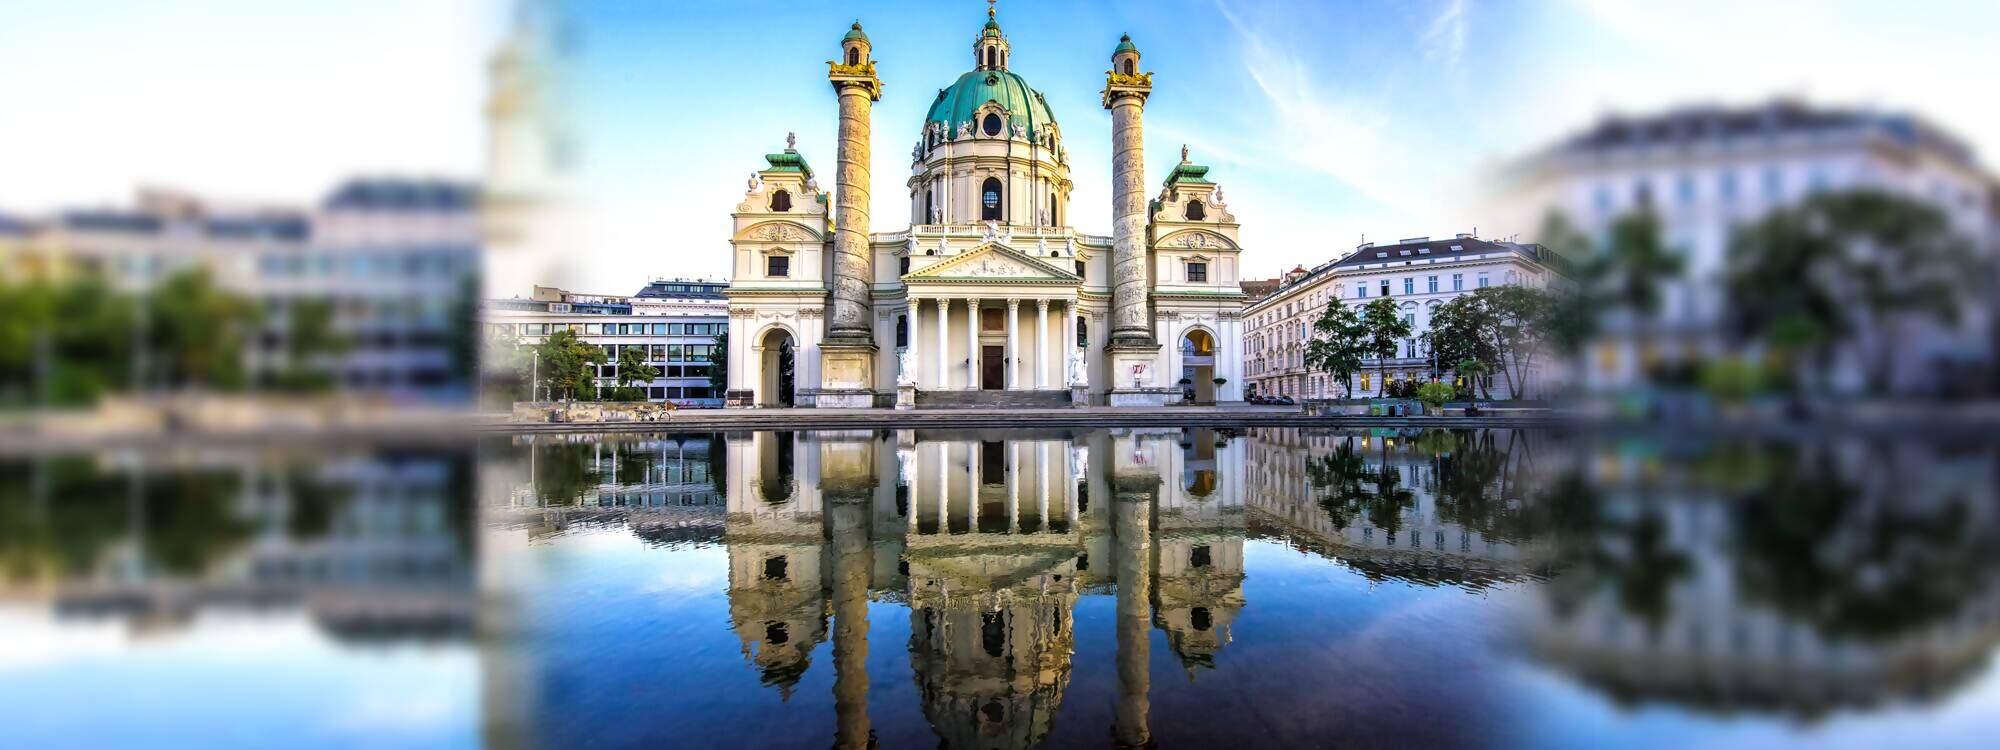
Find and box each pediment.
[905,242,1078,282]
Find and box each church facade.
[724,11,1247,408]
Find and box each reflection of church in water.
[719,428,1246,747]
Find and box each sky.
[5,1,1998,295]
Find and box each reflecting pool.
[5,428,2000,748]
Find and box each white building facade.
[724,12,1246,409]
[484,280,728,407]
[1243,235,1563,400]
[1499,100,1998,393]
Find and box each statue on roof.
[785,131,796,150]
[1181,144,1189,163]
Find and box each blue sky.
[4,1,1997,294]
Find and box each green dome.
[1113,34,1137,56]
[924,69,1057,140]
[842,22,868,45]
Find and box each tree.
[532,329,604,401]
[277,298,350,393]
[707,330,729,396]
[1303,299,1366,397]
[1724,189,1980,394]
[1600,209,1685,376]
[614,346,660,400]
[1357,297,1411,396]
[1456,358,1490,400]
[1429,294,1500,394]
[1479,285,1556,399]
[146,269,260,391]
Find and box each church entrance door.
[981,346,1005,389]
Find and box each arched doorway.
[1180,329,1216,405]
[756,327,796,407]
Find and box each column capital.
[1035,298,1050,311]
[1006,298,1021,311]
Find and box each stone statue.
[1067,348,1087,387]
[897,347,917,386]
[1181,144,1189,163]
[983,220,1000,242]
[785,131,796,150]
[957,121,972,139]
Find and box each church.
[724,9,1247,408]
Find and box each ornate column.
[1109,431,1158,748]
[934,297,949,388]
[1035,299,1050,389]
[1101,35,1165,406]
[820,23,885,408]
[1005,298,1021,387]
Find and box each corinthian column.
[818,23,885,409]
[827,23,882,345]
[1102,35,1154,349]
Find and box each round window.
[982,113,1003,136]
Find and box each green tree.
[1415,381,1454,414]
[146,269,260,391]
[1724,189,1979,394]
[1358,297,1411,396]
[1428,295,1500,397]
[1599,209,1685,377]
[533,329,604,401]
[1479,285,1556,399]
[1303,299,1366,397]
[707,330,729,396]
[276,298,350,393]
[614,346,661,400]
[1456,358,1489,400]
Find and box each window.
[1074,260,1086,277]
[985,47,996,69]
[1477,272,1490,288]
[1187,262,1207,283]
[980,177,1003,220]
[1403,278,1414,295]
[769,189,792,212]
[1121,59,1134,75]
[1427,275,1438,293]
[1076,316,1088,348]
[895,314,908,347]
[982,113,1003,137]
[1451,273,1463,291]
[1763,167,1783,199]
[1184,200,1205,221]
[1677,173,1695,204]
[899,256,910,276]
[651,323,668,335]
[766,255,790,277]
[846,48,859,66]
[1380,280,1391,297]
[1050,194,1059,226]
[1356,282,1367,298]
[1360,372,1371,391]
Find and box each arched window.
[846,48,859,66]
[1076,316,1088,348]
[985,48,996,69]
[1121,59,1134,75]
[769,189,791,212]
[1184,200,1205,221]
[980,177,1003,221]
[1049,194,1059,225]
[982,113,1003,137]
[895,314,908,347]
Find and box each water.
[4,428,2000,749]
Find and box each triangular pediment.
[905,242,1078,282]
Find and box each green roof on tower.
[842,21,868,44]
[1114,34,1137,55]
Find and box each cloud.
[1422,0,1469,67]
